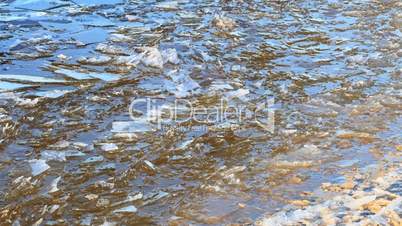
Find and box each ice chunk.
[29,159,50,176]
[41,150,66,162]
[141,47,164,69]
[77,56,112,65]
[212,14,236,31]
[100,143,119,152]
[162,48,180,64]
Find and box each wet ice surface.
[0,0,401,225]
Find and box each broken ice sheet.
[0,81,34,91]
[54,68,120,82]
[29,159,50,176]
[27,86,76,98]
[0,74,68,84]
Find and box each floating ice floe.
[96,43,126,55]
[55,68,120,81]
[0,81,34,91]
[29,159,50,176]
[100,143,119,152]
[0,74,68,84]
[31,89,75,98]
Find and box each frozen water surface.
[0,0,401,225]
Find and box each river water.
[0,0,401,225]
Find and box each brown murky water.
[0,0,401,225]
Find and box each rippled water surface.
[0,0,401,225]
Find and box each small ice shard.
[0,74,68,84]
[144,160,156,170]
[48,176,61,193]
[96,163,116,171]
[143,191,169,205]
[77,56,112,65]
[225,88,250,100]
[140,47,164,69]
[29,159,50,176]
[161,48,180,64]
[65,150,86,157]
[113,205,137,214]
[41,150,66,162]
[100,143,119,152]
